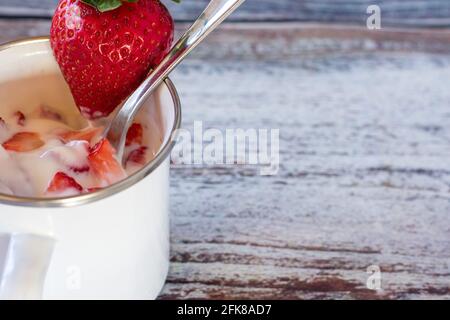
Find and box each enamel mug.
[0,38,181,300]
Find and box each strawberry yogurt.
[0,105,150,198]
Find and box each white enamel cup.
[0,38,181,300]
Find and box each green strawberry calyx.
[82,0,180,13]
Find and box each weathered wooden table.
[1,0,449,300]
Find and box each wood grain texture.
[1,20,450,59]
[0,0,450,27]
[159,52,450,299]
[0,19,449,299]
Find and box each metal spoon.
[104,0,246,161]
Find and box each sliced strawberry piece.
[70,165,90,174]
[2,132,45,152]
[87,187,102,193]
[88,138,125,185]
[47,172,83,194]
[38,105,65,123]
[14,111,26,126]
[59,127,101,144]
[126,147,148,167]
[126,123,144,146]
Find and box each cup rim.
[0,37,182,208]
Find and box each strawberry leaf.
[82,0,180,13]
[82,0,137,12]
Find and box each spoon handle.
[107,0,246,158]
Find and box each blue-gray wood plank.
[0,0,449,27]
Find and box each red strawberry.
[14,111,26,126]
[2,132,45,152]
[88,138,125,184]
[126,146,148,166]
[126,123,143,146]
[47,172,83,194]
[50,0,174,119]
[59,127,102,144]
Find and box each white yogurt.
[0,107,150,198]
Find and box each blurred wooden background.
[0,0,449,300]
[0,0,449,26]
